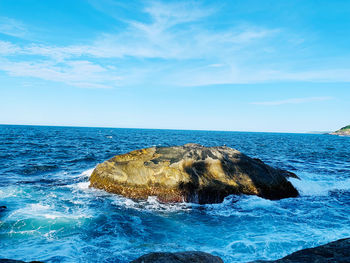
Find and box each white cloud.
[167,66,350,87]
[251,96,334,106]
[0,2,281,88]
[143,1,212,27]
[1,1,350,88]
[0,1,277,61]
[0,17,28,37]
[0,59,120,89]
[0,40,20,55]
[208,64,225,68]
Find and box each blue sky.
[0,0,349,132]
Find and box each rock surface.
[250,238,350,263]
[329,125,350,136]
[90,144,299,204]
[130,251,223,263]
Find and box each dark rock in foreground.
[250,238,350,263]
[90,143,299,204]
[130,251,223,263]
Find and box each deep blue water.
[0,125,350,263]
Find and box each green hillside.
[339,125,350,131]
[331,124,350,136]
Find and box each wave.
[69,167,350,215]
[79,168,95,178]
[8,203,92,221]
[111,195,194,213]
[289,176,350,196]
[64,168,94,191]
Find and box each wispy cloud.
[0,17,28,37]
[2,4,271,61]
[0,58,121,89]
[143,1,213,27]
[0,2,280,88]
[251,96,334,106]
[1,1,350,88]
[0,40,20,55]
[172,68,350,87]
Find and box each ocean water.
[0,125,349,263]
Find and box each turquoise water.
[0,125,349,262]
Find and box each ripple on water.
[0,127,350,262]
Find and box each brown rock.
[90,144,299,204]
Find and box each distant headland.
[329,125,350,136]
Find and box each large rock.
[90,144,299,204]
[250,238,350,263]
[130,251,223,263]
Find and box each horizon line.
[0,123,332,135]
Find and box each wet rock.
[130,251,223,263]
[90,143,299,204]
[250,238,350,263]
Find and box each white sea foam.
[76,181,90,190]
[64,167,95,192]
[0,186,24,198]
[204,195,279,217]
[8,202,92,221]
[0,188,13,198]
[79,168,94,178]
[111,195,193,212]
[141,196,193,212]
[43,229,64,240]
[331,177,350,191]
[289,176,350,196]
[289,177,329,196]
[30,203,51,210]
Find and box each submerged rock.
[90,143,299,204]
[250,237,350,263]
[130,251,223,263]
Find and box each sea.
[0,125,349,262]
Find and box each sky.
[0,0,349,132]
